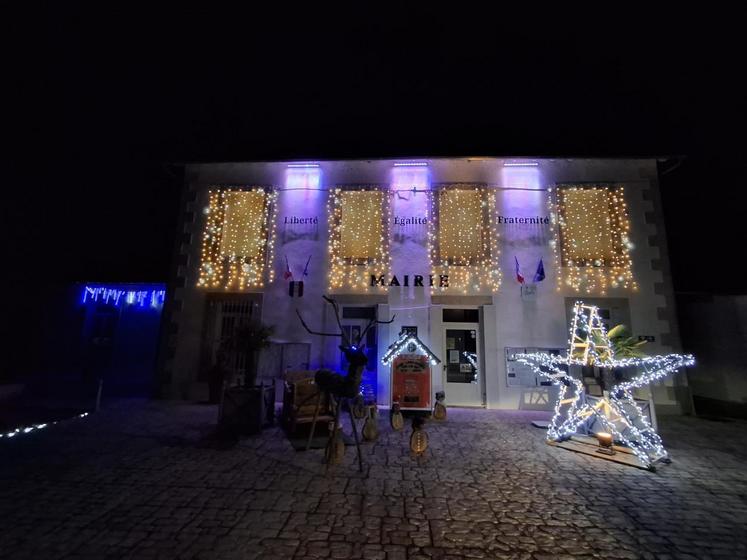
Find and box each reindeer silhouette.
[296,295,395,471]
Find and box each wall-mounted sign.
[288,281,304,298]
[497,215,550,225]
[370,274,448,287]
[521,284,537,300]
[393,215,427,226]
[280,215,320,244]
[283,216,318,225]
[505,347,564,388]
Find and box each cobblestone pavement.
[1,400,746,560]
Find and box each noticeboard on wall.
[505,347,565,388]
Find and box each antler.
[295,309,346,339]
[358,314,396,346]
[296,295,351,345]
[297,296,396,347]
[321,295,350,346]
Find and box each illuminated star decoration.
[517,302,694,470]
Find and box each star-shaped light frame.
[518,302,694,469]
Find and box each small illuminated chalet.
[160,157,689,416]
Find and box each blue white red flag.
[515,256,525,284]
[284,256,293,280]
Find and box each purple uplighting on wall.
[501,165,542,191]
[285,167,322,190]
[391,165,429,192]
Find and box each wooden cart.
[282,371,334,437]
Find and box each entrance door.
[199,294,262,383]
[443,325,483,406]
[341,306,379,403]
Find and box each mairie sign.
[370,274,449,287]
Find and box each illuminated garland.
[197,188,278,290]
[82,286,165,308]
[462,351,478,383]
[381,331,441,366]
[549,185,637,294]
[429,185,501,294]
[0,412,89,440]
[327,186,390,292]
[517,301,694,470]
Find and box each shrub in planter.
[207,350,229,404]
[218,321,275,435]
[221,383,274,435]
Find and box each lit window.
[197,188,278,290]
[328,187,390,291]
[553,185,636,293]
[430,185,501,293]
[220,191,267,259]
[339,191,385,261]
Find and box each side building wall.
[677,293,747,418]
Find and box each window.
[554,185,636,292]
[197,188,278,290]
[430,185,501,292]
[328,186,390,291]
[442,308,479,323]
[339,191,385,262]
[220,191,267,259]
[438,189,484,264]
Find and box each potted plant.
[607,325,648,358]
[219,321,275,435]
[207,348,229,404]
[606,324,648,387]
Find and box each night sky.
[7,8,746,299]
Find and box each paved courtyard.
[1,400,746,560]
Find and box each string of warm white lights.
[327,187,390,292]
[197,188,278,290]
[462,351,478,383]
[381,332,440,366]
[429,185,501,294]
[517,301,694,470]
[549,185,637,294]
[0,412,89,440]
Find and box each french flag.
[515,256,525,285]
[284,256,293,280]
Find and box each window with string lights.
[551,184,637,294]
[197,187,279,290]
[429,184,501,293]
[327,186,391,291]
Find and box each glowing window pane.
[339,191,383,259]
[560,189,614,265]
[553,185,636,293]
[438,189,483,263]
[220,191,267,259]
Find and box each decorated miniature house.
[381,327,440,411]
